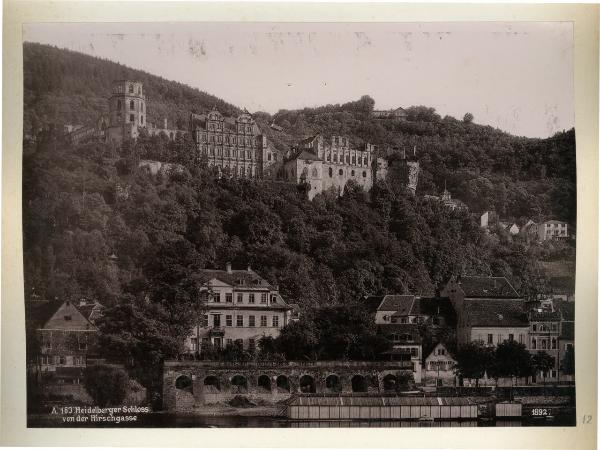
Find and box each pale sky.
[24,22,574,138]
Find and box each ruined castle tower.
[106,80,146,143]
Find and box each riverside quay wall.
[163,360,414,411]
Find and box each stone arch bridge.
[163,360,414,411]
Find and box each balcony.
[208,327,225,337]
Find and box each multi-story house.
[442,276,529,348]
[378,323,423,383]
[529,301,561,381]
[185,263,293,354]
[537,220,569,241]
[423,343,457,387]
[189,109,280,180]
[37,300,99,384]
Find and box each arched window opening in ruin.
[383,374,398,392]
[325,374,342,393]
[363,171,367,178]
[339,169,344,176]
[299,375,316,393]
[351,375,368,393]
[175,375,193,393]
[328,167,333,178]
[204,376,220,392]
[257,375,271,392]
[276,375,290,393]
[231,375,248,394]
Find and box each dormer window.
[64,315,72,321]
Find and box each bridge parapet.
[163,360,415,411]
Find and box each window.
[117,99,122,110]
[260,316,267,327]
[487,334,493,345]
[438,348,446,356]
[191,338,198,351]
[519,334,524,344]
[59,356,66,365]
[508,334,514,342]
[129,114,134,123]
[226,338,233,347]
[351,170,355,177]
[339,169,344,176]
[236,315,243,327]
[532,324,537,332]
[261,293,267,304]
[551,337,557,349]
[329,167,333,178]
[249,294,255,304]
[272,316,279,327]
[130,100,135,110]
[226,315,232,327]
[78,336,88,350]
[226,293,233,303]
[213,315,221,327]
[532,338,537,349]
[141,115,144,125]
[541,339,547,349]
[363,171,367,178]
[214,293,221,303]
[129,84,133,93]
[249,316,255,327]
[201,315,209,327]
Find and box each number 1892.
[532,408,549,416]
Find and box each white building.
[185,263,293,354]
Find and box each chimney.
[163,118,168,129]
[226,262,232,274]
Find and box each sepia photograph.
[18,19,580,430]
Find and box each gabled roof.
[41,301,97,331]
[457,276,520,299]
[464,299,528,328]
[194,268,274,290]
[378,295,417,315]
[424,342,456,361]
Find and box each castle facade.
[189,110,280,180]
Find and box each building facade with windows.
[529,305,561,381]
[283,134,381,198]
[36,300,99,383]
[377,323,423,383]
[185,263,293,354]
[189,109,280,180]
[537,220,569,241]
[423,342,457,386]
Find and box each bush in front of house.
[83,364,130,407]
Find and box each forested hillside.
[24,42,576,223]
[23,42,240,135]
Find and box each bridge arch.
[175,374,193,393]
[257,374,271,392]
[230,374,248,394]
[325,373,342,393]
[351,374,368,393]
[276,375,290,393]
[204,375,221,392]
[382,374,398,392]
[299,374,316,393]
